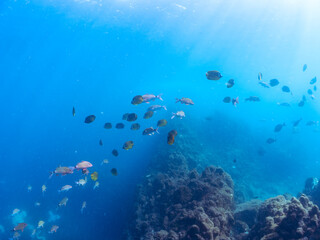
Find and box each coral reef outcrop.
[128,164,235,240]
[240,194,320,240]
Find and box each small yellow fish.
[90,172,98,181]
[93,181,99,190]
[41,185,46,193]
[37,220,45,229]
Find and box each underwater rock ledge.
[127,165,235,240]
[235,194,320,240]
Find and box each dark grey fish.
[293,118,302,127]
[310,77,317,85]
[84,115,96,124]
[143,111,154,119]
[269,79,279,87]
[72,107,75,117]
[259,82,270,88]
[131,95,143,105]
[274,123,286,132]
[266,138,276,144]
[278,102,291,107]
[298,100,305,107]
[245,96,260,102]
[257,147,266,156]
[112,149,119,157]
[282,86,290,93]
[226,79,235,88]
[115,123,125,129]
[206,70,222,80]
[223,97,231,103]
[104,123,112,129]
[307,89,313,95]
[122,113,129,120]
[127,113,138,122]
[303,64,307,72]
[99,139,103,146]
[130,123,140,130]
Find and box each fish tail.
[157,94,163,101]
[163,105,167,111]
[175,98,180,103]
[156,128,160,134]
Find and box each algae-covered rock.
[127,164,235,240]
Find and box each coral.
[128,165,235,240]
[242,194,320,240]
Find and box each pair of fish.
[222,97,239,106]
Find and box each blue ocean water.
[1,0,320,239]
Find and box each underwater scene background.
[1,0,320,239]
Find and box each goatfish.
[50,166,74,178]
[75,161,93,175]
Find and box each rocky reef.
[128,163,235,240]
[235,194,320,240]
